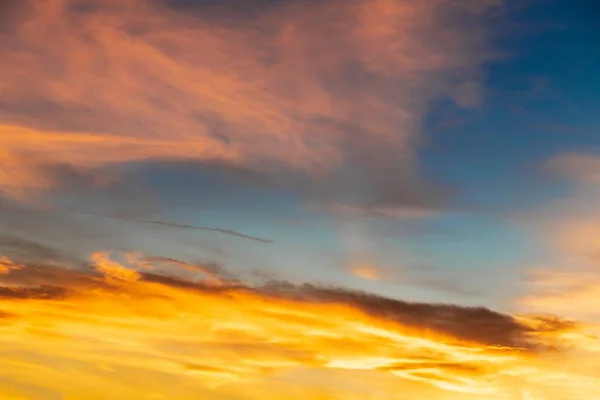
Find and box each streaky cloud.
[63,207,274,244]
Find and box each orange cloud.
[0,256,21,275]
[0,0,498,205]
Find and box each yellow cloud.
[0,252,598,399]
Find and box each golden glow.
[0,253,598,399]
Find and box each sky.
[1,0,600,399]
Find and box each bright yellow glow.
[0,253,598,399]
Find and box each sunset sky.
[1,0,599,399]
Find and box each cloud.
[0,256,22,275]
[519,153,600,321]
[0,200,138,261]
[0,197,261,268]
[546,153,600,186]
[65,207,274,244]
[0,284,70,300]
[539,153,600,257]
[0,235,73,264]
[260,281,574,350]
[1,250,597,399]
[141,256,238,286]
[0,0,499,210]
[322,202,442,219]
[0,250,571,350]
